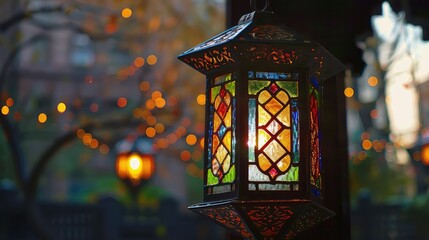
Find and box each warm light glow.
[361,132,370,140]
[90,103,99,113]
[180,150,191,161]
[344,87,354,97]
[147,55,157,65]
[422,145,429,165]
[362,139,372,150]
[117,97,127,108]
[146,127,156,137]
[155,123,165,133]
[370,109,378,119]
[368,76,378,87]
[186,134,197,145]
[77,129,85,138]
[146,116,157,126]
[200,138,205,148]
[57,102,67,113]
[1,106,9,115]
[100,144,110,154]
[197,94,206,105]
[116,155,128,179]
[38,113,47,123]
[90,139,99,149]
[6,98,14,107]
[155,98,166,108]
[121,8,133,18]
[134,57,145,67]
[83,133,92,145]
[140,81,150,91]
[152,91,162,100]
[129,155,141,170]
[145,99,155,110]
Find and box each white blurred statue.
[371,2,429,148]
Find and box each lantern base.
[189,199,334,240]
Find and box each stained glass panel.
[206,74,236,194]
[310,85,322,196]
[247,71,300,191]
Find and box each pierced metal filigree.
[245,47,300,65]
[183,47,236,72]
[246,25,296,41]
[197,205,255,240]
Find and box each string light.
[344,87,354,97]
[57,102,67,113]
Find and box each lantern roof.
[178,11,346,81]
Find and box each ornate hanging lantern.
[178,5,345,240]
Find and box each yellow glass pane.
[222,154,231,173]
[276,90,289,104]
[277,105,290,127]
[263,140,286,162]
[214,95,221,108]
[258,106,271,126]
[258,90,271,104]
[277,155,291,172]
[258,154,272,171]
[215,144,228,164]
[213,112,221,132]
[258,129,271,150]
[223,130,232,152]
[266,98,283,115]
[224,105,232,128]
[224,90,231,106]
[212,134,220,153]
[278,129,291,152]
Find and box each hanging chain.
[250,0,270,11]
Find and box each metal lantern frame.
[178,10,345,240]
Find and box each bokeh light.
[1,106,9,115]
[147,55,157,65]
[121,8,132,18]
[344,87,354,98]
[134,57,145,67]
[57,102,67,113]
[186,134,197,145]
[117,97,128,108]
[38,113,47,123]
[197,94,206,105]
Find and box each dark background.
[227,0,429,73]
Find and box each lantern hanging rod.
[250,0,270,12]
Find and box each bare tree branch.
[0,5,65,32]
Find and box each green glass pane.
[215,73,232,85]
[277,82,298,98]
[223,165,235,183]
[249,80,270,95]
[225,81,236,96]
[211,85,221,103]
[207,169,219,185]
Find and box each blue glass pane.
[248,71,255,79]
